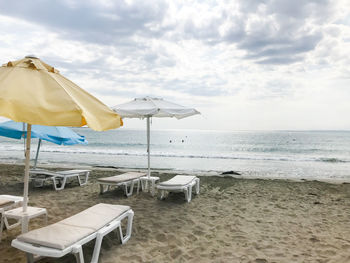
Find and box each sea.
[1,128,350,182]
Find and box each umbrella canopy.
[0,120,88,168]
[0,120,87,145]
[114,97,199,119]
[0,56,122,131]
[0,56,122,216]
[112,97,199,178]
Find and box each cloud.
[0,1,168,44]
[226,0,332,64]
[0,0,335,66]
[0,0,350,131]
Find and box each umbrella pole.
[33,139,42,169]
[23,124,31,213]
[147,117,150,178]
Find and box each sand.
[0,163,350,263]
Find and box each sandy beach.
[0,163,350,263]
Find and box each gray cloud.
[236,0,330,64]
[0,0,339,100]
[0,0,168,44]
[179,0,331,64]
[0,0,332,66]
[242,33,323,64]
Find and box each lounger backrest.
[56,169,90,175]
[17,203,130,250]
[0,195,22,208]
[159,175,197,186]
[0,199,14,207]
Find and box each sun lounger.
[98,172,147,197]
[157,175,200,202]
[0,195,23,240]
[29,169,91,190]
[11,203,134,263]
[0,195,23,212]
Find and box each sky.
[0,0,350,131]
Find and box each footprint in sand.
[155,233,167,242]
[170,248,183,259]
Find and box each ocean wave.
[317,158,346,163]
[0,144,348,164]
[19,148,350,163]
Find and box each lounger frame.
[157,177,200,202]
[0,195,23,241]
[99,179,140,197]
[11,209,134,263]
[30,169,90,191]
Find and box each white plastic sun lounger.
[12,203,134,263]
[0,195,23,240]
[98,172,146,197]
[30,169,91,190]
[0,195,23,214]
[157,175,200,202]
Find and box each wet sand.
[0,163,350,263]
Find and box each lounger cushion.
[98,172,146,184]
[158,175,197,187]
[17,203,130,250]
[30,169,90,176]
[0,198,14,207]
[17,223,94,250]
[56,170,90,175]
[0,195,22,208]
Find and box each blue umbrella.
[0,120,88,167]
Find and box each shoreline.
[2,160,350,185]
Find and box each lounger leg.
[150,180,157,196]
[124,181,134,197]
[91,232,104,263]
[129,181,134,196]
[184,188,191,202]
[188,186,193,202]
[52,177,60,191]
[4,216,21,230]
[72,245,84,263]
[136,179,140,194]
[76,174,82,186]
[159,190,166,200]
[141,179,146,192]
[195,178,200,194]
[57,177,67,190]
[123,183,128,197]
[144,180,149,191]
[26,253,35,263]
[91,220,122,263]
[0,214,4,241]
[99,184,108,194]
[79,172,89,186]
[119,210,134,244]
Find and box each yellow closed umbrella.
[0,56,122,216]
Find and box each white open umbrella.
[112,97,200,178]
